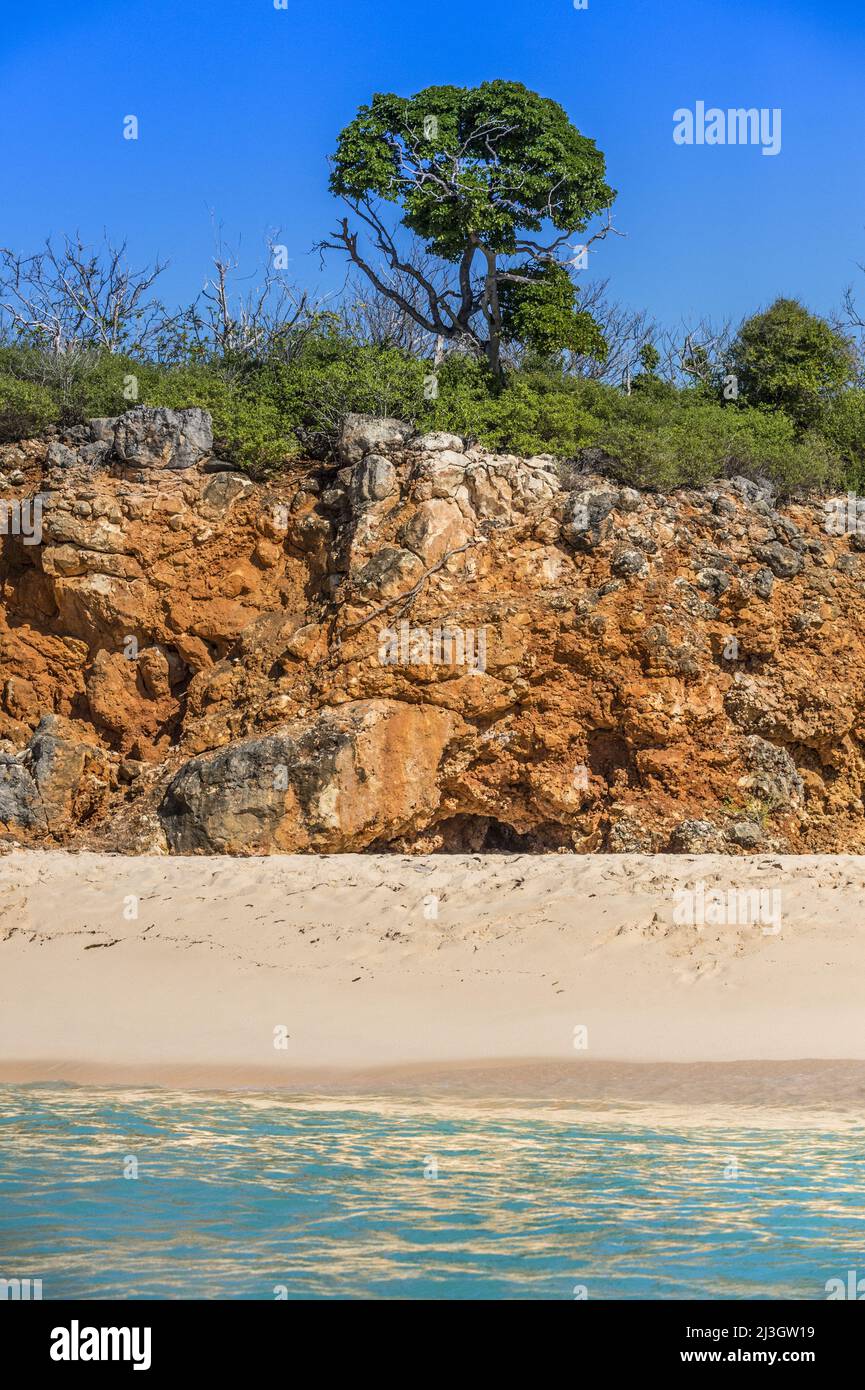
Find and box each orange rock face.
[2,410,864,854]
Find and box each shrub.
[0,346,154,425]
[727,413,841,494]
[0,373,59,442]
[729,298,855,429]
[138,366,295,474]
[425,361,613,455]
[271,337,427,457]
[0,331,850,495]
[821,389,865,492]
[597,399,841,494]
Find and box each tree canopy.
[729,297,855,428]
[324,80,616,377]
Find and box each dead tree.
[0,233,168,356]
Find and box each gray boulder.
[201,471,252,514]
[413,431,464,453]
[668,819,722,852]
[606,817,654,853]
[78,441,113,467]
[697,567,730,596]
[0,755,46,830]
[730,475,773,505]
[113,407,213,471]
[617,487,642,513]
[161,731,315,854]
[752,541,802,579]
[88,417,118,445]
[46,441,77,470]
[352,546,424,601]
[744,735,804,810]
[351,454,398,505]
[726,819,764,849]
[753,567,775,599]
[337,413,414,466]
[611,544,648,579]
[560,488,617,550]
[160,700,457,854]
[26,719,88,827]
[0,717,91,833]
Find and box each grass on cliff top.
[0,339,862,496]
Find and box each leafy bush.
[269,337,427,457]
[142,338,426,472]
[0,326,852,496]
[0,372,59,441]
[597,398,842,494]
[140,366,296,474]
[425,361,613,455]
[729,298,855,429]
[0,345,146,424]
[821,389,865,491]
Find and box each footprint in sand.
[674,958,724,985]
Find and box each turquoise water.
[1,1085,864,1300]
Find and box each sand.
[2,850,865,1098]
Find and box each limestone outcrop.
[2,406,865,854]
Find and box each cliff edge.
[1,407,862,855]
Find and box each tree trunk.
[480,247,504,383]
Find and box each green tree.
[631,340,674,399]
[638,342,660,375]
[322,81,616,380]
[498,262,607,361]
[729,298,855,429]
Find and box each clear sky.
[1,0,863,332]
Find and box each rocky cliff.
[1,406,864,855]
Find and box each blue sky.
[1,0,863,333]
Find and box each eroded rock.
[337,413,414,466]
[113,407,213,471]
[161,700,459,853]
[1,411,863,855]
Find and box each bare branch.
[0,232,168,356]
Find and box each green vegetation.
[325,80,615,379]
[0,368,59,442]
[0,80,862,496]
[0,314,857,494]
[729,298,855,430]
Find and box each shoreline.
[4,850,865,1099]
[4,1057,865,1108]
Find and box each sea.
[1,1084,863,1300]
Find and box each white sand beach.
[2,851,865,1097]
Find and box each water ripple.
[1,1085,864,1299]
